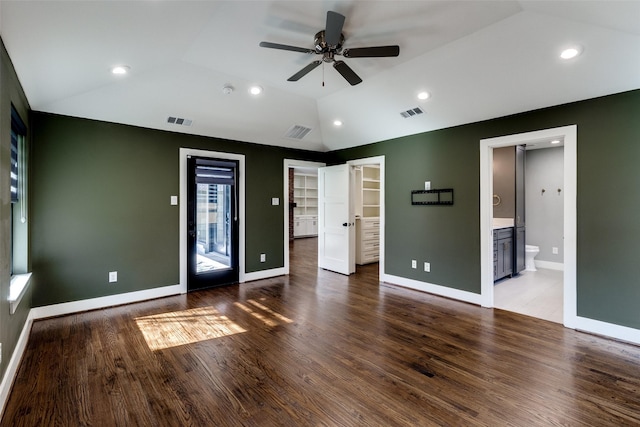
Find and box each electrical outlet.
[552,247,559,255]
[260,253,266,262]
[411,260,417,269]
[109,271,118,283]
[424,262,430,272]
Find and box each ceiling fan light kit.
[260,10,400,86]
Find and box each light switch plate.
[109,271,118,283]
[260,253,266,262]
[272,197,280,206]
[170,196,178,205]
[425,181,431,190]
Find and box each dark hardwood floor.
[3,237,640,426]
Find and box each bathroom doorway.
[479,125,577,329]
[492,143,565,323]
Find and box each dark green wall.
[30,113,323,306]
[330,89,640,330]
[22,77,640,330]
[0,40,31,382]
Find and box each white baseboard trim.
[575,316,640,346]
[0,311,34,418]
[243,267,286,283]
[30,284,183,320]
[382,274,483,305]
[535,260,564,271]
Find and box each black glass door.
[187,156,239,291]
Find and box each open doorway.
[480,125,577,329]
[283,156,385,282]
[491,143,565,323]
[283,160,325,275]
[348,157,384,279]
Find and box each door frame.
[180,148,246,293]
[283,159,326,274]
[479,125,577,328]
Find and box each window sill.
[10,273,31,315]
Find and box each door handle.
[343,222,354,227]
[343,222,348,227]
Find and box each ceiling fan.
[259,11,400,86]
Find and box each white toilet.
[525,245,540,271]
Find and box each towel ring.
[493,194,501,206]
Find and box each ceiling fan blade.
[333,60,362,86]
[343,45,400,58]
[259,41,314,54]
[287,60,322,81]
[325,11,345,46]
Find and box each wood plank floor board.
[2,237,640,426]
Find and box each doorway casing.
[479,125,577,328]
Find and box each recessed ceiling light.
[333,120,343,126]
[551,139,561,144]
[417,91,430,100]
[111,65,130,75]
[249,85,263,95]
[560,47,582,60]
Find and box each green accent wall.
[329,89,640,330]
[0,40,31,382]
[30,113,323,306]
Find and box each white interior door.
[318,164,355,275]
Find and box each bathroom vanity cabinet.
[494,227,513,281]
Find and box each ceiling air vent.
[284,125,312,140]
[400,107,424,119]
[167,116,193,126]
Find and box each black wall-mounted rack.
[411,188,454,205]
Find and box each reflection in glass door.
[187,156,239,290]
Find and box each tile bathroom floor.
[494,268,563,323]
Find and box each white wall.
[525,146,564,263]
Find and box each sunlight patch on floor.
[135,306,246,350]
[234,299,293,327]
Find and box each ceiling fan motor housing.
[314,30,344,54]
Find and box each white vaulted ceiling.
[1,1,638,152]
